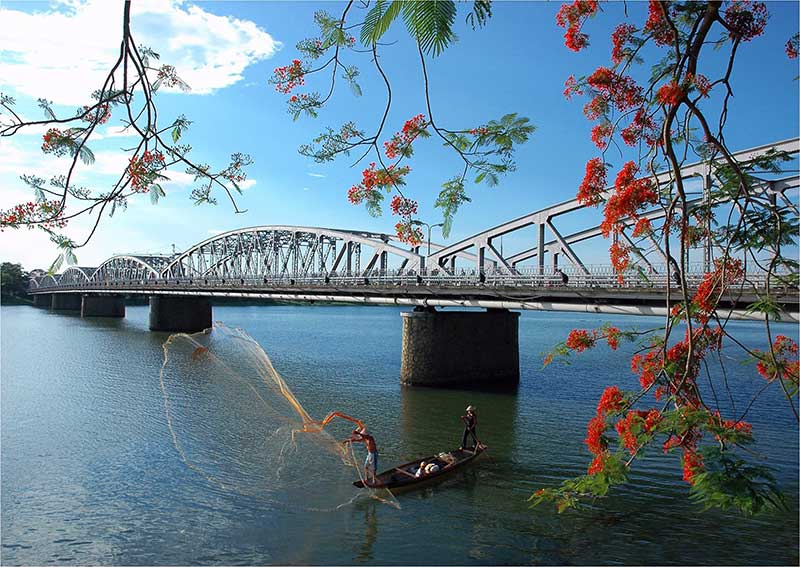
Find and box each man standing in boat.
[460,405,480,451]
[344,426,379,484]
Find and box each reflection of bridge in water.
[28,139,800,388]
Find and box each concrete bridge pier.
[149,295,212,333]
[50,293,82,311]
[400,307,520,389]
[32,294,52,308]
[81,294,125,318]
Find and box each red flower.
[556,0,599,52]
[577,157,607,207]
[605,326,621,350]
[591,122,613,149]
[787,35,799,59]
[596,385,623,416]
[644,0,675,46]
[389,195,418,217]
[563,75,583,100]
[656,81,685,106]
[273,60,305,94]
[632,217,652,237]
[566,329,597,352]
[611,24,637,64]
[585,415,607,455]
[681,449,704,485]
[588,451,607,475]
[724,1,768,41]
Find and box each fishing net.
[159,322,397,510]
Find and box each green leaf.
[361,0,403,45]
[401,0,457,56]
[78,145,95,166]
[149,183,165,204]
[48,253,63,275]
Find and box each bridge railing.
[29,264,796,294]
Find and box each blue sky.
[0,0,798,270]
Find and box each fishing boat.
[353,445,486,491]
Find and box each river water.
[1,304,797,565]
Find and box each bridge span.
[26,139,800,388]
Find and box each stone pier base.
[81,294,125,318]
[50,293,82,311]
[32,294,52,308]
[149,296,212,333]
[400,308,520,389]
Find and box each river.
[1,304,797,565]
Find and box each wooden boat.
[353,445,486,491]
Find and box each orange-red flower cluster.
[611,24,637,64]
[597,385,624,416]
[681,449,704,485]
[383,114,427,159]
[656,81,685,106]
[724,1,768,41]
[605,326,621,350]
[685,73,712,98]
[601,161,658,239]
[566,328,597,352]
[609,241,630,281]
[556,0,599,52]
[127,150,165,193]
[788,36,799,59]
[348,163,411,205]
[615,409,662,454]
[754,335,799,384]
[644,0,675,46]
[394,221,423,246]
[591,122,613,149]
[80,103,111,125]
[273,60,305,94]
[585,384,626,474]
[389,195,418,217]
[632,217,652,237]
[577,157,607,207]
[41,128,67,155]
[0,200,67,231]
[586,67,643,113]
[692,258,744,323]
[621,108,660,148]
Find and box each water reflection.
[355,501,379,563]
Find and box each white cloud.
[239,179,257,191]
[102,125,138,139]
[307,172,326,178]
[0,0,281,105]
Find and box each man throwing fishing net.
[344,426,379,485]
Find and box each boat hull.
[353,446,485,492]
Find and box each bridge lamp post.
[412,221,445,257]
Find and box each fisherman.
[460,405,479,451]
[344,426,379,484]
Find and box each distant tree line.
[1,262,30,302]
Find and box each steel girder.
[161,226,423,280]
[90,255,171,283]
[58,266,96,286]
[428,138,800,274]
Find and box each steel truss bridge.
[29,139,800,321]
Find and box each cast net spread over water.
[159,323,397,510]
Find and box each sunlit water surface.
[2,304,797,565]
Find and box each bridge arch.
[59,266,96,286]
[90,255,171,283]
[161,226,424,280]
